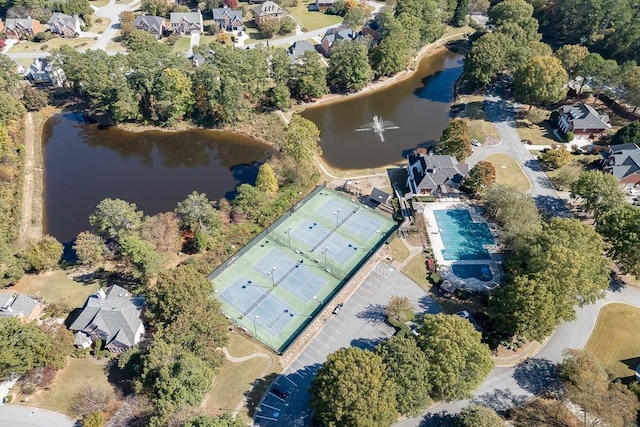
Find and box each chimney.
[97,288,106,300]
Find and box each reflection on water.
[44,113,272,243]
[302,49,464,169]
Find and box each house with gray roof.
[4,17,43,39]
[601,143,640,189]
[69,285,145,353]
[253,1,284,30]
[320,28,359,56]
[134,15,166,38]
[0,292,43,322]
[170,11,203,35]
[287,40,316,62]
[406,152,469,196]
[23,57,65,87]
[47,13,84,37]
[558,103,611,140]
[212,7,243,31]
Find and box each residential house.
[319,28,358,56]
[287,40,315,62]
[369,187,391,205]
[4,17,43,39]
[315,0,335,12]
[558,103,611,140]
[23,57,66,87]
[253,1,285,29]
[47,13,84,37]
[212,7,243,31]
[406,152,469,196]
[133,15,166,38]
[362,17,381,41]
[170,11,203,35]
[601,143,640,189]
[69,285,145,353]
[0,292,43,322]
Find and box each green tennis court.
[208,186,396,353]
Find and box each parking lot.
[253,261,442,426]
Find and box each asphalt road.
[0,405,75,427]
[253,262,443,427]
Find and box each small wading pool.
[451,264,493,282]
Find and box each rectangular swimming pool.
[434,209,494,261]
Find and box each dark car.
[270,386,290,399]
[332,303,344,314]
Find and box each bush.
[40,44,49,51]
[164,34,180,46]
[4,394,12,403]
[430,272,442,284]
[33,31,53,43]
[562,131,574,142]
[549,110,559,127]
[82,411,105,427]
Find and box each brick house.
[170,11,203,35]
[133,15,167,38]
[4,17,43,39]
[47,13,84,37]
[252,1,285,29]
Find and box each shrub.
[4,395,12,403]
[164,34,180,46]
[40,44,48,51]
[549,110,559,127]
[562,131,574,142]
[430,272,442,284]
[81,411,105,427]
[33,31,53,43]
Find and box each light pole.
[322,247,329,269]
[333,209,341,227]
[286,226,292,248]
[253,315,259,337]
[267,266,277,287]
[312,295,322,306]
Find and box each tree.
[119,11,135,39]
[310,347,398,427]
[120,235,166,282]
[453,0,468,26]
[71,384,116,416]
[255,163,279,195]
[538,145,571,170]
[385,295,414,324]
[576,53,607,94]
[266,84,291,110]
[464,33,512,87]
[175,192,221,235]
[282,115,321,163]
[462,161,496,195]
[457,404,504,427]
[623,66,640,110]
[22,86,47,111]
[328,41,373,93]
[81,412,106,427]
[483,185,542,246]
[184,413,246,427]
[289,51,328,101]
[371,21,418,77]
[0,318,56,380]
[511,397,579,427]
[153,351,214,407]
[598,204,640,277]
[438,119,472,161]
[343,6,369,29]
[560,349,639,427]
[376,336,432,416]
[89,198,143,241]
[554,44,590,79]
[279,16,296,35]
[224,0,238,8]
[417,314,493,400]
[487,0,534,27]
[142,212,182,255]
[153,68,194,125]
[611,121,640,145]
[21,236,63,272]
[73,231,105,266]
[140,0,171,16]
[570,170,625,220]
[514,56,568,107]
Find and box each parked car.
[332,303,344,314]
[270,386,290,399]
[455,310,470,319]
[471,139,481,147]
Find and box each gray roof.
[69,285,144,349]
[170,11,203,25]
[253,1,284,17]
[369,187,391,204]
[5,18,36,31]
[603,143,640,181]
[212,8,243,22]
[560,103,609,131]
[408,153,469,194]
[73,331,91,346]
[0,292,40,318]
[322,28,358,44]
[288,40,315,61]
[134,15,165,32]
[47,12,83,28]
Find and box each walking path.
[18,112,43,244]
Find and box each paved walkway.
[0,405,75,427]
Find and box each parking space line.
[262,402,282,410]
[255,414,279,422]
[282,375,298,386]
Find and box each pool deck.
[421,201,504,292]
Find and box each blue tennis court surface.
[434,209,494,261]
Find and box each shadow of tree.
[418,295,443,314]
[244,372,279,418]
[355,303,387,324]
[513,358,559,394]
[350,337,385,350]
[473,388,528,414]
[418,411,457,427]
[609,272,626,292]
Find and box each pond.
[302,48,464,170]
[43,113,272,244]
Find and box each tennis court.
[209,187,396,353]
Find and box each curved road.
[0,405,75,427]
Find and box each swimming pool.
[434,209,494,261]
[452,264,493,281]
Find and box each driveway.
[253,262,442,427]
[0,405,75,427]
[93,0,141,52]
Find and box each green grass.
[105,32,127,52]
[389,238,410,262]
[544,154,599,190]
[8,38,95,53]
[13,271,99,308]
[516,120,560,145]
[172,36,192,52]
[288,0,343,31]
[486,153,532,192]
[22,357,112,416]
[585,303,640,379]
[89,16,111,33]
[89,0,111,7]
[467,119,500,144]
[401,254,430,292]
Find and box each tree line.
[1,0,93,26]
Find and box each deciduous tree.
[0,318,56,380]
[437,119,472,161]
[142,212,182,255]
[310,347,398,427]
[328,41,373,93]
[89,198,143,241]
[289,51,328,101]
[570,170,625,220]
[538,145,571,170]
[462,160,496,195]
[175,192,221,235]
[482,185,542,246]
[554,44,590,79]
[385,295,414,323]
[71,384,116,416]
[417,314,493,400]
[120,235,166,282]
[464,33,512,87]
[119,11,135,39]
[73,231,105,266]
[611,121,640,145]
[255,163,279,195]
[487,0,534,27]
[514,55,568,107]
[458,404,504,427]
[343,6,369,30]
[597,204,640,277]
[282,115,321,163]
[21,236,63,272]
[184,413,246,427]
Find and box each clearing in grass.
[12,270,99,308]
[401,253,430,292]
[485,153,531,192]
[287,0,343,31]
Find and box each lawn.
[89,16,111,33]
[585,303,640,380]
[21,357,112,416]
[467,119,501,145]
[172,36,192,52]
[13,270,99,308]
[389,238,410,263]
[516,120,560,145]
[401,253,430,292]
[203,331,280,423]
[8,38,95,54]
[89,0,111,7]
[105,32,127,52]
[288,0,343,31]
[485,153,532,192]
[544,154,600,190]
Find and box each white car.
[455,310,470,319]
[471,139,481,147]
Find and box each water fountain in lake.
[356,115,399,142]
